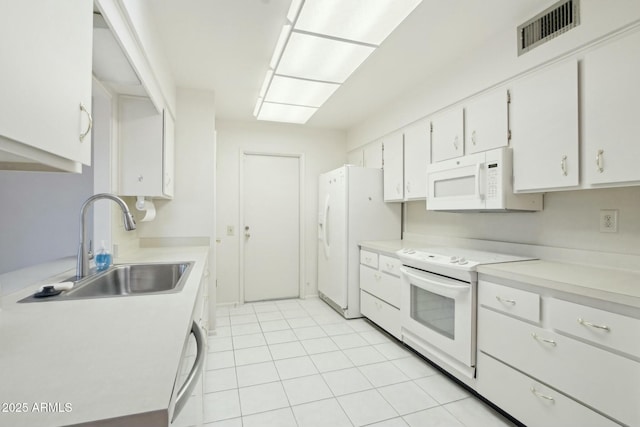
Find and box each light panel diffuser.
[257,102,318,124]
[265,75,340,107]
[277,32,375,83]
[294,0,422,45]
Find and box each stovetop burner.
[397,247,535,273]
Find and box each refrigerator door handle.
[323,194,330,258]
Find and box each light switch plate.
[599,209,618,233]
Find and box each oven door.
[400,266,475,367]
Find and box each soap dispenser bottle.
[95,240,112,272]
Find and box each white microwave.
[426,147,542,212]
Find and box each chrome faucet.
[76,193,136,278]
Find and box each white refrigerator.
[317,165,401,318]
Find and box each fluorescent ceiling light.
[257,102,317,124]
[259,69,274,98]
[270,24,292,69]
[294,0,422,45]
[277,32,375,83]
[265,75,340,107]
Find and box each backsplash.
[405,186,640,260]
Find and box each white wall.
[0,167,93,274]
[215,120,347,304]
[406,187,640,256]
[347,0,640,149]
[345,1,640,264]
[135,88,217,309]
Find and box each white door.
[431,107,464,162]
[403,119,430,200]
[243,153,300,302]
[382,132,404,202]
[317,167,348,308]
[465,87,509,155]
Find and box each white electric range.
[397,247,534,385]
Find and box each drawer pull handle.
[531,333,556,346]
[495,296,516,305]
[374,273,382,280]
[530,386,555,402]
[577,318,610,332]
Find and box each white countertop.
[478,260,640,309]
[360,240,640,310]
[0,246,209,427]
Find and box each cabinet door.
[0,1,92,167]
[163,111,175,198]
[382,132,404,202]
[119,96,164,197]
[431,107,463,162]
[465,88,509,154]
[403,119,430,200]
[363,140,383,168]
[511,60,579,192]
[583,30,640,186]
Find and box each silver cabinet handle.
[560,155,568,176]
[471,130,477,145]
[530,386,555,402]
[79,103,93,142]
[374,273,382,280]
[396,183,401,194]
[244,225,251,238]
[578,317,610,331]
[386,263,394,270]
[172,321,206,422]
[596,149,604,173]
[453,135,459,150]
[532,333,557,346]
[406,182,411,194]
[495,296,516,305]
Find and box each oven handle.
[401,267,470,294]
[172,320,206,422]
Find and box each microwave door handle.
[172,321,206,423]
[475,163,484,201]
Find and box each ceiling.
[148,0,547,130]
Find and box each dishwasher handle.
[172,320,206,422]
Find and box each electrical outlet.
[226,225,235,236]
[599,209,618,233]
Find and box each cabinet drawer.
[549,298,640,359]
[379,255,402,277]
[478,280,540,323]
[360,290,401,339]
[360,265,401,308]
[479,307,640,426]
[360,250,379,269]
[477,352,619,427]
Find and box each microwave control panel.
[487,162,499,199]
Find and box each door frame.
[239,150,305,303]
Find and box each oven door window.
[410,284,455,339]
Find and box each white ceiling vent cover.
[518,0,580,56]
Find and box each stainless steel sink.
[20,262,193,302]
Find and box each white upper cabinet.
[0,1,93,172]
[583,30,640,187]
[431,107,464,163]
[119,96,175,199]
[364,140,383,169]
[511,60,579,192]
[403,119,430,200]
[465,88,510,155]
[382,132,404,202]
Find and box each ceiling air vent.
[518,0,580,56]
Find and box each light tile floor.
[205,298,515,427]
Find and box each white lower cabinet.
[478,280,639,427]
[477,352,618,427]
[359,248,401,339]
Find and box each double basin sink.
[21,262,193,302]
